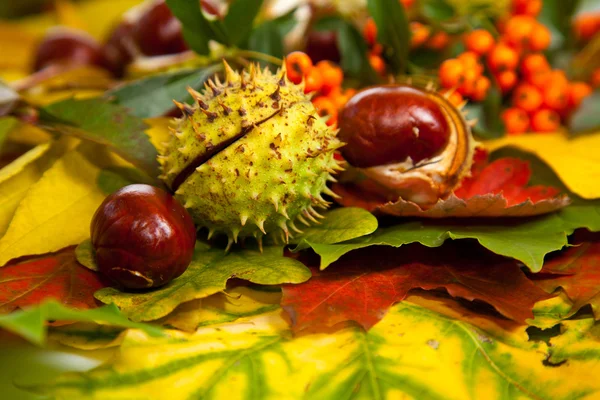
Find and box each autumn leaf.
[334,152,569,218]
[0,148,106,267]
[95,243,310,322]
[0,247,106,314]
[0,300,163,346]
[485,131,600,200]
[530,233,600,319]
[28,295,600,400]
[305,214,572,271]
[282,243,552,331]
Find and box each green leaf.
[0,116,18,149]
[95,243,311,321]
[39,98,158,178]
[223,0,264,46]
[96,166,158,195]
[367,0,411,74]
[539,0,580,51]
[0,300,163,346]
[470,85,506,139]
[307,215,572,271]
[421,0,455,21]
[165,0,223,54]
[247,21,285,59]
[106,66,221,119]
[314,17,380,84]
[568,91,600,134]
[75,239,97,272]
[290,207,378,248]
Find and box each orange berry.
[464,29,495,56]
[530,109,561,132]
[399,0,415,8]
[363,18,378,46]
[410,22,431,48]
[312,96,338,126]
[542,82,569,111]
[504,15,536,48]
[520,53,550,78]
[548,69,569,88]
[370,43,384,56]
[440,89,464,107]
[303,67,323,94]
[573,14,600,41]
[329,88,357,110]
[458,51,484,75]
[526,69,551,89]
[512,0,542,17]
[501,107,530,134]
[568,82,593,109]
[471,76,491,101]
[286,51,312,84]
[316,61,343,95]
[369,54,386,75]
[458,68,479,96]
[439,58,465,88]
[496,70,518,93]
[487,43,519,72]
[529,23,552,51]
[592,68,600,88]
[426,31,450,50]
[513,83,543,112]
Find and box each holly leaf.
[289,207,378,248]
[485,131,600,200]
[39,97,158,177]
[95,243,310,322]
[367,0,411,74]
[334,153,569,218]
[0,300,163,346]
[28,296,600,400]
[531,234,600,319]
[282,243,552,331]
[106,66,221,119]
[0,149,107,267]
[0,247,105,314]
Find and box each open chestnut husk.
[91,184,196,289]
[338,85,476,207]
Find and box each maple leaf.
[334,151,569,218]
[0,247,106,314]
[531,232,600,318]
[281,243,553,331]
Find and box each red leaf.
[532,232,600,317]
[334,151,569,218]
[0,247,106,313]
[282,244,553,331]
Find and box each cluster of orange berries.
[285,51,356,128]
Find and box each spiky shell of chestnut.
[338,85,477,206]
[158,61,343,248]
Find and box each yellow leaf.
[54,0,86,31]
[0,23,38,76]
[485,132,600,199]
[0,148,106,266]
[5,120,52,147]
[144,117,172,153]
[33,293,600,400]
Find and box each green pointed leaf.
[568,91,600,135]
[0,300,163,346]
[95,243,310,322]
[307,215,572,271]
[224,0,264,46]
[290,207,378,249]
[421,0,455,21]
[39,98,158,177]
[247,21,285,59]
[367,0,411,74]
[106,66,221,119]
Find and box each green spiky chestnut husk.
[158,62,343,248]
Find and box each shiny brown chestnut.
[102,20,137,77]
[91,184,196,289]
[305,30,341,64]
[339,85,451,168]
[134,0,188,57]
[33,28,109,72]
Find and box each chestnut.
[305,30,341,64]
[90,184,196,289]
[33,28,109,72]
[133,0,188,57]
[339,85,451,168]
[102,20,137,77]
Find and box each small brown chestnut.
[33,28,109,72]
[305,30,341,64]
[90,184,196,289]
[338,85,451,168]
[133,0,188,57]
[102,20,137,77]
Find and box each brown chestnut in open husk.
[91,184,196,289]
[338,85,476,206]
